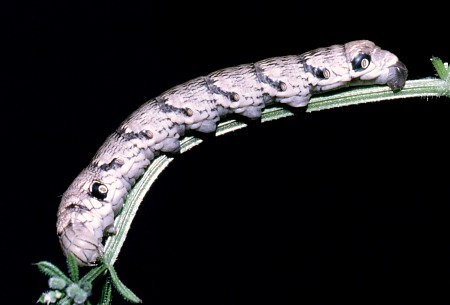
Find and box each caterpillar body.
[56,40,408,266]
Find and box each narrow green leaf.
[307,78,449,112]
[81,263,108,284]
[94,76,449,304]
[99,276,113,305]
[66,253,80,282]
[431,57,449,80]
[106,264,142,303]
[34,261,72,284]
[103,154,175,266]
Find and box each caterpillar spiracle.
[56,40,408,266]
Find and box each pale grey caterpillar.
[56,40,408,266]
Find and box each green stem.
[101,76,449,269]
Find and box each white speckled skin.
[56,40,407,266]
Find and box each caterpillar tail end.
[387,60,408,92]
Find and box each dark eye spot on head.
[90,180,108,200]
[352,53,371,71]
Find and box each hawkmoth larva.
[56,40,408,266]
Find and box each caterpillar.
[56,40,408,266]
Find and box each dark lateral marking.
[115,129,139,141]
[115,128,154,141]
[254,63,287,92]
[204,76,240,102]
[154,97,197,117]
[302,60,330,79]
[98,157,125,171]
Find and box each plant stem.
[101,76,449,269]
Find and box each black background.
[3,1,449,304]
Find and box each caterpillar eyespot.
[316,67,331,79]
[352,53,372,71]
[56,39,408,266]
[230,93,240,102]
[278,82,288,91]
[90,181,108,200]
